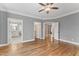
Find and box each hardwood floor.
[0,39,79,56]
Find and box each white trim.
[21,39,34,43]
[51,38,79,45]
[0,43,9,47]
[0,7,79,20]
[0,8,41,19]
[52,10,79,20]
[0,39,34,47]
[11,39,34,44]
[59,39,79,45]
[44,10,79,20]
[40,37,44,39]
[0,39,79,47]
[34,22,42,39]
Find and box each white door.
[8,18,23,44]
[34,22,41,39]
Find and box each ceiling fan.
[38,3,59,14]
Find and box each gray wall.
[58,13,79,43]
[0,11,7,44]
[0,11,41,44]
[46,12,79,43]
[0,10,79,44]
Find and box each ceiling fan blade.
[51,7,59,9]
[39,3,46,6]
[38,9,45,12]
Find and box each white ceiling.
[0,3,79,20]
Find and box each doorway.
[8,18,23,44]
[34,22,41,41]
[43,22,59,44]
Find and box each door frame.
[43,22,59,40]
[33,22,41,40]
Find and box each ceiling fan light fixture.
[45,8,51,11]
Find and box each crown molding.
[51,10,79,20]
[0,8,41,19]
[0,7,79,20]
[43,10,79,20]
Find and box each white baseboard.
[0,39,34,47]
[52,38,79,45]
[0,44,9,47]
[21,39,34,43]
[59,39,79,45]
[0,39,79,47]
